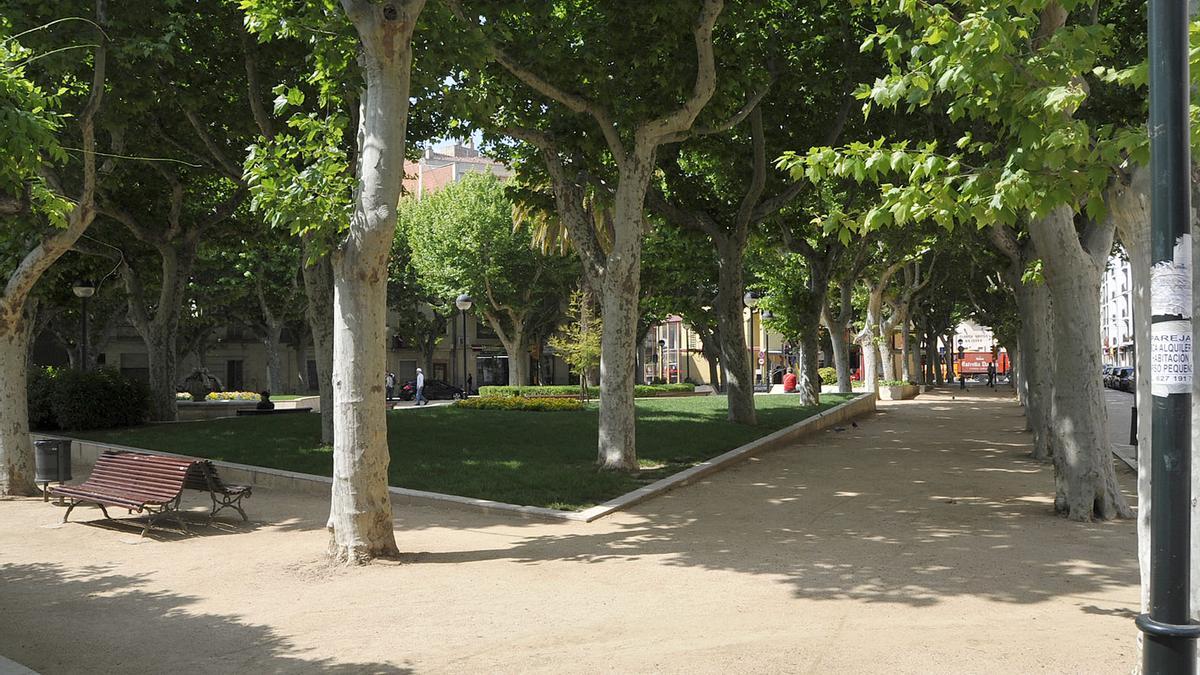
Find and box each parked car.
[398,379,465,401]
[1117,368,1136,393]
[1104,366,1128,389]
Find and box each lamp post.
[1138,0,1198,667]
[71,281,96,372]
[761,310,773,384]
[744,291,761,384]
[455,294,473,393]
[657,338,666,382]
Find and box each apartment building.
[1100,253,1134,366]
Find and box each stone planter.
[878,384,920,401]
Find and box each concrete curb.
[38,392,876,524]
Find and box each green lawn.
[74,394,855,511]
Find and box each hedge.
[818,367,837,385]
[478,383,695,398]
[455,396,584,411]
[28,367,149,431]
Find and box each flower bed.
[478,383,696,398]
[205,391,263,401]
[454,396,584,411]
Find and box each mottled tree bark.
[326,0,426,563]
[1028,205,1131,521]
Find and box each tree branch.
[732,106,767,240]
[240,24,274,138]
[635,0,724,145]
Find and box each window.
[226,360,244,391]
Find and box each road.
[1105,387,1137,470]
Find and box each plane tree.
[444,0,730,471]
[0,2,107,496]
[778,0,1142,520]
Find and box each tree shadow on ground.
[404,393,1138,610]
[0,562,412,674]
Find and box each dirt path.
[0,388,1138,674]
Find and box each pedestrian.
[415,367,427,405]
[986,361,996,388]
[465,373,473,396]
[385,371,396,400]
[782,367,797,393]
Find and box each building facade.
[1100,252,1134,366]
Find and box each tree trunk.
[141,322,179,421]
[923,322,936,385]
[500,329,528,387]
[596,235,642,469]
[1013,279,1055,460]
[0,316,35,496]
[824,305,853,393]
[797,319,821,405]
[1028,206,1131,521]
[933,330,945,385]
[302,238,335,445]
[293,331,309,395]
[878,333,896,382]
[326,4,421,561]
[714,240,756,424]
[263,322,284,394]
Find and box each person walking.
[465,373,473,396]
[986,361,996,388]
[415,367,427,406]
[385,371,396,400]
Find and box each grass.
[74,394,856,511]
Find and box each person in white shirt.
[415,368,427,405]
[385,371,396,400]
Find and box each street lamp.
[657,338,666,383]
[761,310,774,383]
[71,281,96,372]
[455,294,473,393]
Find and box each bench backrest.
[85,451,195,503]
[182,461,229,492]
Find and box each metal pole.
[461,309,468,391]
[1138,0,1199,668]
[80,295,89,372]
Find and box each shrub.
[176,392,193,401]
[478,383,697,398]
[878,380,908,387]
[27,367,59,430]
[205,391,261,401]
[818,367,837,385]
[28,367,149,431]
[455,396,584,411]
[633,383,696,396]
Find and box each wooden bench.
[183,460,252,520]
[50,451,253,536]
[51,451,195,536]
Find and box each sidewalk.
[0,387,1138,673]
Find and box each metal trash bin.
[34,439,72,502]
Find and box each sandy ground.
[0,388,1138,674]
